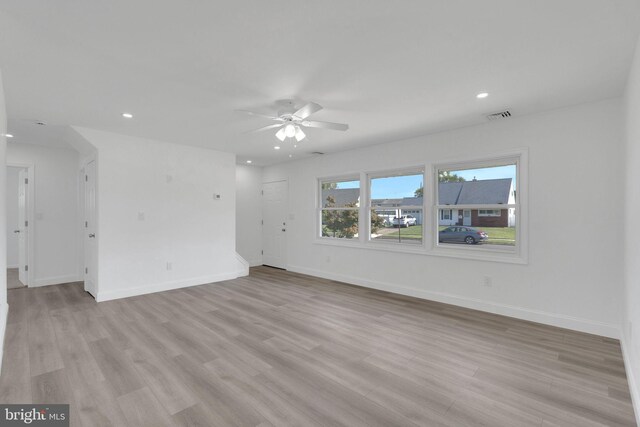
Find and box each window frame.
[366,167,426,248]
[431,149,527,263]
[317,175,361,241]
[313,149,528,264]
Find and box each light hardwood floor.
[0,267,636,426]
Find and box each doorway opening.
[6,164,33,289]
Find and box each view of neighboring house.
[439,178,515,227]
[366,178,516,228]
[371,197,424,225]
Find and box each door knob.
[13,230,20,233]
[88,233,96,238]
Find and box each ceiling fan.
[238,100,349,142]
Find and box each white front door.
[84,161,98,297]
[262,180,288,269]
[463,209,471,226]
[17,169,28,286]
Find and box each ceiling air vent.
[486,110,511,121]
[311,151,325,155]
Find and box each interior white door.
[17,169,28,286]
[262,180,288,269]
[84,161,98,297]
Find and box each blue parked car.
[439,226,488,244]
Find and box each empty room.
[1,1,640,426]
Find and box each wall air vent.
[486,110,512,121]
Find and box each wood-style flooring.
[0,266,636,426]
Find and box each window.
[314,150,526,263]
[478,209,501,217]
[369,170,424,245]
[319,178,360,239]
[435,158,519,250]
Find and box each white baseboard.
[32,274,83,288]
[96,271,241,302]
[620,332,640,425]
[0,302,8,376]
[287,265,620,339]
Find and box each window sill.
[313,238,527,264]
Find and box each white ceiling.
[1,1,639,165]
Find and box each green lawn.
[372,225,516,246]
[374,225,423,243]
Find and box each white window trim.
[431,148,528,264]
[313,148,528,265]
[317,175,361,241]
[366,167,426,248]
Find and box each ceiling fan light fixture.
[294,126,305,142]
[275,127,286,141]
[284,124,296,138]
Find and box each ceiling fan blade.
[236,110,283,121]
[292,102,323,120]
[245,123,284,134]
[301,120,349,131]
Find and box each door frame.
[81,157,98,298]
[7,162,35,287]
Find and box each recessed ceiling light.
[246,160,252,164]
[4,134,13,138]
[122,113,134,118]
[274,146,281,150]
[476,92,489,99]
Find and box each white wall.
[6,143,81,287]
[0,69,8,374]
[236,165,263,266]
[262,98,624,338]
[623,33,640,426]
[5,167,20,267]
[73,127,246,301]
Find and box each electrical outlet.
[166,262,172,271]
[482,276,492,287]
